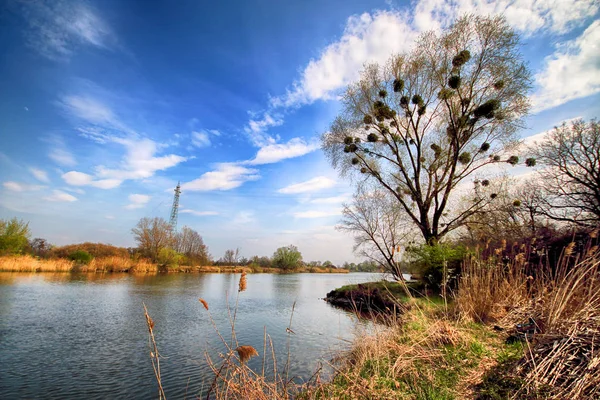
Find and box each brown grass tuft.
[235,345,259,363]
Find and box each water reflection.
[0,272,381,399]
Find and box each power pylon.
[169,182,181,232]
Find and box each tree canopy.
[272,245,303,270]
[0,218,31,255]
[323,15,532,244]
[533,119,600,227]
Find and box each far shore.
[0,255,350,274]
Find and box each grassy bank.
[0,255,349,274]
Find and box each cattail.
[501,239,507,249]
[235,345,258,363]
[238,271,247,292]
[199,298,209,310]
[564,242,575,256]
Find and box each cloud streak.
[278,176,336,194]
[18,0,115,60]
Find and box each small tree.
[220,248,240,265]
[0,218,31,255]
[30,238,52,258]
[272,245,303,270]
[338,185,413,279]
[533,119,600,227]
[131,217,173,262]
[323,15,532,244]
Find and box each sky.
[0,0,599,265]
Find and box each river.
[0,272,384,399]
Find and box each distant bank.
[0,255,349,274]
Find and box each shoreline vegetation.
[0,255,350,274]
[141,235,599,399]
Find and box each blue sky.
[1,0,599,264]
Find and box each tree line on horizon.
[0,216,373,271]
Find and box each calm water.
[0,272,382,399]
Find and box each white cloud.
[180,209,219,216]
[49,147,76,167]
[532,21,600,111]
[3,181,45,192]
[271,11,416,108]
[267,0,598,115]
[293,210,342,219]
[244,113,283,147]
[19,1,114,60]
[62,171,122,189]
[44,190,78,202]
[247,138,319,165]
[24,107,29,111]
[30,168,50,183]
[182,163,260,192]
[191,131,211,148]
[105,215,115,220]
[310,195,349,204]
[125,194,151,209]
[278,176,336,194]
[94,138,187,181]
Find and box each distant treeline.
[0,217,358,272]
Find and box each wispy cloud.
[29,168,50,183]
[293,210,342,219]
[44,190,78,202]
[532,21,600,111]
[58,95,187,188]
[244,113,284,147]
[180,209,219,216]
[181,163,260,192]
[309,195,349,204]
[125,194,151,209]
[3,181,45,192]
[62,171,122,189]
[18,0,115,60]
[278,176,336,194]
[191,130,212,148]
[247,138,319,165]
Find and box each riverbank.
[199,247,599,399]
[0,255,349,274]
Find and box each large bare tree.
[533,119,600,227]
[174,226,211,265]
[338,185,413,279]
[323,15,532,244]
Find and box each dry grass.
[0,255,75,272]
[455,254,531,324]
[512,246,600,399]
[455,238,600,399]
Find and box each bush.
[157,248,183,268]
[407,243,467,290]
[0,218,31,255]
[68,250,93,265]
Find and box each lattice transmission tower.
[169,182,181,232]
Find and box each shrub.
[157,248,183,268]
[68,250,93,265]
[406,243,467,290]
